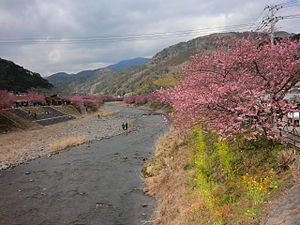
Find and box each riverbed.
[0,104,169,225]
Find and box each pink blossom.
[158,37,300,140]
[0,90,15,109]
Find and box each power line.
[283,16,300,19]
[0,2,297,46]
[262,4,283,45]
[278,24,300,30]
[248,9,267,31]
[282,3,300,8]
[0,23,253,45]
[283,13,300,17]
[276,0,300,9]
[278,0,299,6]
[0,23,253,41]
[255,1,300,44]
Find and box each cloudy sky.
[0,0,299,76]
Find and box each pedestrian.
[122,123,125,130]
[125,122,128,130]
[97,114,100,119]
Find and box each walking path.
[262,184,300,225]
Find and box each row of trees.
[0,90,45,109]
[158,38,300,139]
[123,94,155,104]
[0,91,121,109]
[66,96,120,107]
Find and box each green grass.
[185,129,294,224]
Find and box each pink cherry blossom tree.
[67,95,106,107]
[123,94,154,104]
[158,38,300,139]
[14,93,45,106]
[0,90,15,109]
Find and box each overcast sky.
[0,0,299,76]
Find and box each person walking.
[125,122,128,130]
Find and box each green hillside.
[0,58,53,92]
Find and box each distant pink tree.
[67,95,105,107]
[67,96,84,107]
[123,94,154,104]
[0,90,15,109]
[26,93,45,104]
[15,93,45,104]
[159,38,300,139]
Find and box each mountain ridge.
[107,57,149,70]
[0,58,53,92]
[46,57,149,89]
[47,31,297,96]
[84,32,255,96]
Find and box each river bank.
[0,104,135,170]
[143,127,299,225]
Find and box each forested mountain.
[0,58,53,92]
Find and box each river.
[0,104,169,225]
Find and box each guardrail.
[279,120,300,148]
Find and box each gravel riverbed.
[0,105,136,170]
[0,103,169,225]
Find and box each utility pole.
[263,5,283,46]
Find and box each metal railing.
[279,118,300,148]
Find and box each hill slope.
[106,57,148,70]
[46,57,148,90]
[47,31,296,96]
[46,68,102,90]
[0,58,53,92]
[85,32,254,96]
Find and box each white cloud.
[0,0,298,76]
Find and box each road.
[0,104,169,225]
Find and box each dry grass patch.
[50,136,86,152]
[0,106,116,168]
[75,106,117,122]
[142,128,198,225]
[22,107,49,114]
[96,106,117,116]
[143,128,294,225]
[0,110,42,131]
[0,147,29,162]
[52,105,81,116]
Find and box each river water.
[0,105,169,225]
